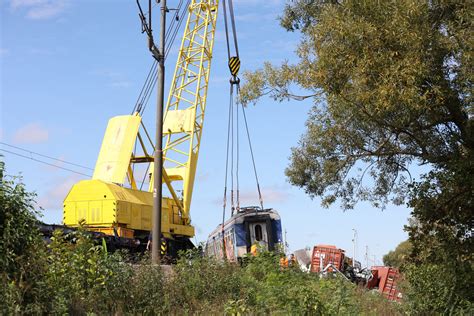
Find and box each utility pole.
[151,0,167,265]
[365,245,369,269]
[137,0,167,264]
[352,228,357,268]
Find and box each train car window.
[255,224,263,241]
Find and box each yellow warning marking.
[161,240,167,255]
[228,56,240,76]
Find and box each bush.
[403,263,474,315]
[44,228,133,314]
[0,161,49,314]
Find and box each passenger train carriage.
[205,207,283,262]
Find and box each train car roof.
[206,207,280,239]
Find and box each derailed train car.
[205,207,283,262]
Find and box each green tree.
[242,0,472,209]
[240,0,473,310]
[383,240,412,268]
[0,158,49,314]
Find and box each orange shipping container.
[310,245,345,273]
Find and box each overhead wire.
[133,60,158,114]
[138,68,158,116]
[131,0,190,196]
[0,142,93,171]
[165,0,190,60]
[0,148,92,177]
[139,164,151,191]
[136,0,190,117]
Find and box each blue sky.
[1,0,412,265]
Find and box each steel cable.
[238,86,264,210]
[134,0,190,116]
[0,148,92,177]
[222,0,231,60]
[0,142,93,170]
[221,84,234,257]
[236,84,240,213]
[227,0,239,58]
[133,60,157,114]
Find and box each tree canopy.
[383,240,412,268]
[242,0,472,209]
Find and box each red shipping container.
[310,245,345,273]
[370,266,402,302]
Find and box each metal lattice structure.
[160,0,219,223]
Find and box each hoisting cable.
[222,0,240,79]
[221,0,242,257]
[230,86,235,216]
[238,85,264,210]
[227,0,240,59]
[221,84,234,249]
[235,83,240,215]
[222,0,231,60]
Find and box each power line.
[135,0,191,117]
[0,142,93,170]
[0,148,92,177]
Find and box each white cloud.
[10,0,68,20]
[13,123,49,144]
[37,175,81,210]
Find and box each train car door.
[249,222,269,250]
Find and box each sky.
[1,0,413,265]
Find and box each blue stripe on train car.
[272,219,283,243]
[234,223,247,247]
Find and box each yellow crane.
[63,0,228,255]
